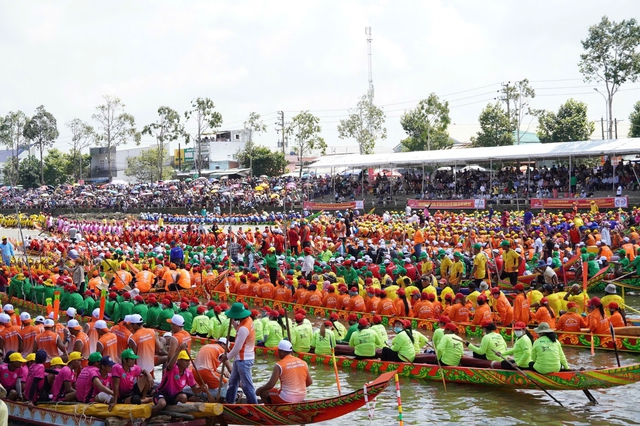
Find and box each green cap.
[454,252,463,258]
[500,240,510,247]
[473,243,482,250]
[121,348,139,360]
[618,249,626,255]
[88,352,102,363]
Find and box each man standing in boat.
[256,340,312,403]
[220,302,258,404]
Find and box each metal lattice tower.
[365,26,374,100]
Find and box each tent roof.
[309,138,640,169]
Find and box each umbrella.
[260,175,268,178]
[169,186,178,190]
[270,193,279,199]
[273,186,282,191]
[222,191,231,196]
[185,178,193,182]
[194,185,204,189]
[195,177,208,181]
[255,186,264,191]
[235,191,245,196]
[286,183,296,189]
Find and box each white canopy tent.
[309,138,640,169]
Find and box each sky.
[1,0,639,157]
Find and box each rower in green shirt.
[263,312,285,348]
[329,313,347,340]
[465,320,507,362]
[291,314,313,353]
[191,306,212,337]
[343,261,359,287]
[381,320,416,363]
[432,316,451,352]
[132,296,148,322]
[529,322,569,374]
[498,321,532,369]
[339,314,359,344]
[436,323,464,366]
[311,321,336,356]
[349,318,383,359]
[176,302,193,331]
[370,315,388,348]
[158,299,176,331]
[144,297,162,329]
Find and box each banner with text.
[530,197,628,209]
[407,199,486,210]
[303,200,365,211]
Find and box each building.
[88,146,158,183]
[0,147,31,185]
[173,129,249,172]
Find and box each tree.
[23,105,59,185]
[66,119,95,182]
[142,107,185,182]
[400,93,452,151]
[43,148,72,186]
[337,95,387,154]
[471,102,515,147]
[500,79,536,144]
[2,155,40,189]
[285,111,327,177]
[579,16,640,139]
[237,145,287,177]
[125,148,174,183]
[243,112,267,177]
[184,98,223,176]
[92,95,141,181]
[536,99,596,143]
[0,111,29,186]
[630,101,640,137]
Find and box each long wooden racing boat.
[254,347,640,391]
[2,370,394,426]
[8,289,640,354]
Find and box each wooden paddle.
[609,322,621,368]
[491,349,564,408]
[425,341,447,393]
[330,334,343,396]
[216,321,233,400]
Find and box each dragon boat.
[2,370,394,426]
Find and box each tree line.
[1,16,639,187]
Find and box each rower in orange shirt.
[471,295,492,325]
[0,314,21,354]
[532,298,556,329]
[347,287,366,312]
[305,284,324,307]
[608,302,627,327]
[448,293,470,323]
[112,264,133,290]
[376,292,395,316]
[95,320,119,363]
[586,297,610,335]
[512,284,530,325]
[322,287,340,309]
[35,319,67,361]
[393,289,413,317]
[556,302,585,332]
[274,281,293,302]
[134,265,156,293]
[490,287,513,325]
[413,293,434,319]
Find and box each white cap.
[129,314,144,324]
[67,319,81,329]
[169,315,185,327]
[217,337,228,345]
[44,319,55,327]
[163,332,173,337]
[95,320,109,330]
[92,308,101,319]
[48,312,57,320]
[0,313,10,323]
[277,340,293,351]
[123,315,133,323]
[20,312,31,322]
[35,315,45,323]
[66,308,76,317]
[3,304,13,312]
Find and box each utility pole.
[365,26,374,101]
[276,111,286,174]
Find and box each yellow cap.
[25,353,36,362]
[9,353,27,363]
[177,350,191,361]
[50,357,67,366]
[67,352,83,362]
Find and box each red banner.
[530,197,628,209]
[407,199,486,210]
[303,201,364,211]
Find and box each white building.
[88,146,158,183]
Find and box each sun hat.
[51,357,67,366]
[534,322,554,334]
[277,340,293,352]
[225,302,252,320]
[9,353,27,363]
[68,352,83,362]
[121,348,139,360]
[167,315,185,326]
[605,284,617,294]
[177,350,191,361]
